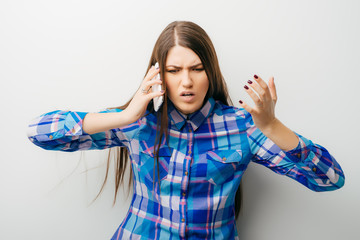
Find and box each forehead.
[166,45,202,65]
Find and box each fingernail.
[155,62,160,69]
[239,100,243,104]
[247,80,253,84]
[244,85,249,90]
[254,75,258,79]
[160,90,164,93]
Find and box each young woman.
[27,21,345,240]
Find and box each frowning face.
[165,45,209,115]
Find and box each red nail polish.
[244,85,249,90]
[247,80,253,84]
[239,100,243,104]
[254,75,258,79]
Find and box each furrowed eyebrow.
[166,63,203,68]
[190,63,203,68]
[165,65,181,69]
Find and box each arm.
[239,75,345,191]
[27,65,165,151]
[245,113,345,191]
[27,109,138,151]
[83,108,135,135]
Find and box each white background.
[1,0,359,239]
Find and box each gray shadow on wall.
[235,163,277,239]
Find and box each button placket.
[179,120,193,238]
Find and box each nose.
[181,70,193,88]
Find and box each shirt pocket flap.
[206,149,242,163]
[206,150,242,185]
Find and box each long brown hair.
[95,21,243,219]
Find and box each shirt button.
[181,218,185,222]
[182,192,186,197]
[222,157,226,161]
[312,167,317,172]
[188,150,192,154]
[185,171,188,176]
[296,153,301,158]
[71,128,75,133]
[49,135,53,140]
[188,128,192,132]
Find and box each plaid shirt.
[27,98,345,240]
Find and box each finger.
[247,79,268,102]
[268,76,277,104]
[244,84,263,107]
[238,99,255,115]
[147,89,165,100]
[253,74,272,98]
[142,79,162,91]
[143,66,160,82]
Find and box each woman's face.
[164,45,209,115]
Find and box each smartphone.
[151,62,163,111]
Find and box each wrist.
[118,108,134,126]
[260,118,299,151]
[260,118,280,136]
[121,107,144,125]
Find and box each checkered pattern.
[27,98,345,239]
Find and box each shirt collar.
[168,97,215,131]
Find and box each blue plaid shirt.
[27,97,345,240]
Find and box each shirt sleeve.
[27,108,141,152]
[244,112,345,192]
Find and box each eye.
[193,68,204,72]
[166,69,179,73]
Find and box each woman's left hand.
[239,75,278,133]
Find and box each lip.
[180,91,195,96]
[180,95,196,103]
[179,91,196,103]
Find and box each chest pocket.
[140,146,173,189]
[206,150,243,185]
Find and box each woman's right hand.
[123,65,165,123]
[83,65,164,135]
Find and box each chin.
[169,97,203,115]
[177,103,200,115]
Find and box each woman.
[27,21,345,240]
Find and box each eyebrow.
[166,63,203,68]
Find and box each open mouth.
[180,91,195,97]
[180,92,196,102]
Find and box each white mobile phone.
[151,62,163,111]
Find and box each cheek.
[204,79,209,89]
[200,77,210,94]
[164,79,176,99]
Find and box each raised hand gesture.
[239,75,277,133]
[239,75,298,151]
